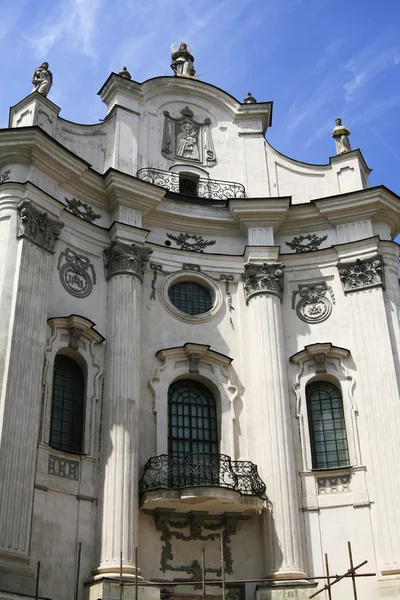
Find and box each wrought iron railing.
[137,168,246,200]
[139,453,266,498]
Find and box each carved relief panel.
[162,106,216,167]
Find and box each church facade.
[0,51,400,600]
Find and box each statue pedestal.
[256,583,317,600]
[85,581,160,600]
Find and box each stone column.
[338,255,400,574]
[0,200,63,559]
[243,262,306,578]
[96,240,152,580]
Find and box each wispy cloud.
[24,0,102,58]
[343,44,400,101]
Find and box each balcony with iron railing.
[137,168,246,201]
[139,453,266,513]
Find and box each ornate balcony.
[139,453,266,514]
[137,167,246,200]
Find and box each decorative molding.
[147,509,246,579]
[338,255,385,293]
[48,455,80,481]
[65,197,101,223]
[17,200,64,253]
[57,247,96,298]
[242,262,284,303]
[0,169,10,183]
[69,327,84,350]
[285,233,328,253]
[166,232,216,252]
[292,281,335,324]
[290,343,350,367]
[317,475,350,495]
[103,240,153,281]
[149,262,235,312]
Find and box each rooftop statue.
[170,42,195,77]
[332,118,351,155]
[31,62,53,97]
[244,91,257,104]
[118,66,131,80]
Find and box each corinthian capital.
[338,255,384,293]
[17,201,64,253]
[104,240,153,281]
[243,262,285,303]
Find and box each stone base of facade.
[256,582,317,600]
[84,581,160,600]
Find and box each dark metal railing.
[137,168,246,200]
[139,453,266,498]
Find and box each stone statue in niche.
[32,62,53,97]
[162,106,216,167]
[170,42,195,77]
[332,118,351,154]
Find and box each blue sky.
[1,0,400,194]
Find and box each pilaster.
[336,251,400,574]
[242,246,306,578]
[95,239,152,581]
[0,200,63,562]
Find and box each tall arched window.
[306,381,349,469]
[50,355,85,453]
[168,379,218,457]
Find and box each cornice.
[290,342,350,365]
[229,198,290,232]
[0,127,90,184]
[104,168,165,214]
[329,148,371,174]
[48,315,105,344]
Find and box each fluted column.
[338,255,400,574]
[0,200,63,558]
[97,240,152,580]
[243,262,306,578]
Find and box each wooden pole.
[35,561,40,600]
[201,544,206,600]
[324,553,332,600]
[135,546,139,600]
[74,542,82,600]
[348,541,358,600]
[220,533,226,600]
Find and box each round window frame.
[161,271,223,323]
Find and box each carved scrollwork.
[242,262,284,303]
[103,240,153,281]
[65,197,101,223]
[166,232,216,252]
[58,247,96,298]
[292,281,335,324]
[17,200,64,253]
[338,255,384,293]
[285,233,327,253]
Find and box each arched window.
[49,355,85,453]
[168,379,218,456]
[306,381,349,469]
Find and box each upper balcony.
[137,167,246,201]
[139,452,266,514]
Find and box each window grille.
[179,173,199,197]
[168,379,219,486]
[306,380,349,469]
[168,281,212,315]
[49,355,84,453]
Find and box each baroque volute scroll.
[242,262,285,303]
[162,106,216,167]
[103,240,153,281]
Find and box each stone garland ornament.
[338,256,384,293]
[65,197,101,223]
[242,262,284,303]
[103,240,153,281]
[57,248,96,298]
[0,170,10,183]
[285,233,328,253]
[166,232,216,252]
[17,200,64,254]
[162,106,216,167]
[292,282,335,324]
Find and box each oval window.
[168,281,213,315]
